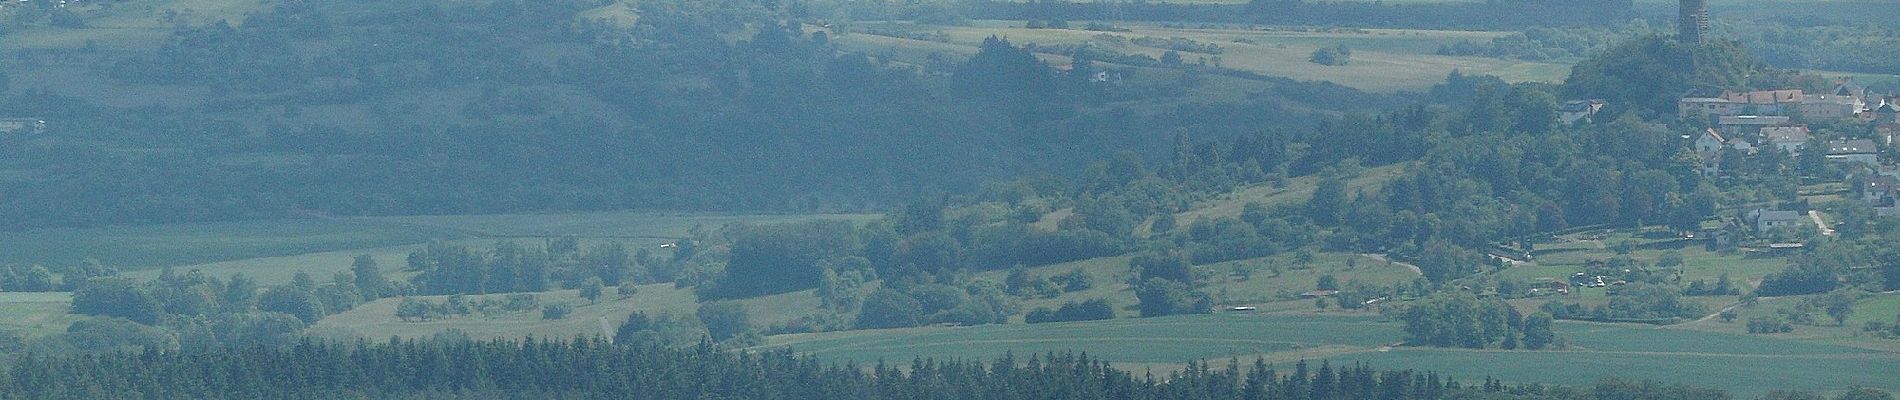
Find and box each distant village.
[1650,79,1900,246]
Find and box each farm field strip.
[761,313,1900,396]
[851,21,1567,92]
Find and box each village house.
[1693,128,1729,155]
[1761,125,1810,155]
[1680,86,1872,122]
[1799,94,1864,120]
[1693,128,1750,176]
[1747,209,1807,233]
[1716,115,1791,139]
[1559,99,1605,125]
[1865,175,1900,216]
[1826,139,1880,167]
[1877,99,1899,124]
[1679,89,1801,120]
[1878,123,1900,147]
[1679,97,1744,120]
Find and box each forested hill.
[0,0,1367,230]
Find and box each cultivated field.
[845,21,1569,92]
[759,313,1900,396]
[0,292,85,339]
[311,282,828,342]
[0,218,452,271]
[3,211,875,282]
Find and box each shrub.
[542,303,573,320]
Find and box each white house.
[1748,209,1807,233]
[1762,125,1810,155]
[1716,115,1792,139]
[1559,99,1605,125]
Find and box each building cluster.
[1684,81,1900,178]
[1677,81,1888,122]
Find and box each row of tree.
[1401,293,1558,350]
[3,334,1853,400]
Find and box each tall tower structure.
[1679,0,1709,43]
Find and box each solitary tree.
[1522,312,1556,349]
[1825,292,1855,326]
[696,302,751,342]
[352,255,391,299]
[580,277,605,304]
[857,289,923,329]
[396,298,431,322]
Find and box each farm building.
[1826,139,1880,167]
[1299,290,1339,298]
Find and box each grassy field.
[312,283,699,341]
[758,313,1900,396]
[366,211,879,239]
[121,240,463,285]
[758,313,1403,365]
[980,250,1422,321]
[851,22,1569,92]
[1176,163,1410,223]
[1849,292,1900,326]
[3,211,874,284]
[0,292,86,338]
[312,282,829,342]
[0,218,454,270]
[1201,252,1420,305]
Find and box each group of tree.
[852,279,1018,330]
[1025,299,1116,323]
[407,239,643,295]
[1127,250,1215,317]
[0,264,58,292]
[1401,292,1557,350]
[394,293,541,322]
[1539,283,1706,324]
[1004,267,1095,299]
[38,266,364,356]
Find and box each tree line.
[1,334,1866,400]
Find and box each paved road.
[1360,253,1423,276]
[1809,210,1835,236]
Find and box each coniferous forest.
[0,338,1741,400]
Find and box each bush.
[1747,315,1794,334]
[857,289,923,329]
[396,298,432,322]
[1134,278,1211,317]
[1050,268,1094,292]
[501,294,538,312]
[542,303,573,320]
[697,302,751,342]
[1026,299,1116,323]
[580,277,605,303]
[1310,46,1352,66]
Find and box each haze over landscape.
[2,0,1900,398]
